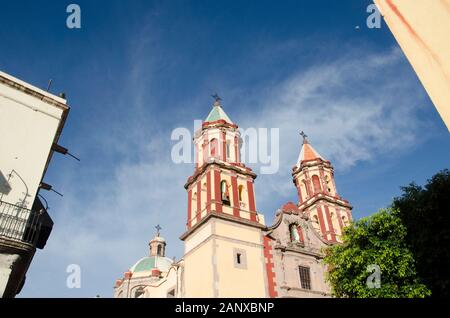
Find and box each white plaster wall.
[0,72,66,210]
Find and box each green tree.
[323,208,430,298]
[393,169,450,298]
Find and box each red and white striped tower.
[183,95,261,231]
[292,132,352,242]
[181,96,268,298]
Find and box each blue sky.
[1,0,448,297]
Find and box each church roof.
[205,104,233,124]
[298,142,323,161]
[296,136,325,167]
[281,202,301,214]
[130,256,173,273]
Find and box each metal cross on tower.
[155,224,162,236]
[300,131,308,143]
[211,93,222,105]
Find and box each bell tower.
[185,94,260,228]
[292,132,352,242]
[181,95,268,298]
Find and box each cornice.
[0,73,69,111]
[184,160,256,189]
[180,211,265,241]
[299,193,352,211]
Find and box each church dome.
[130,256,173,273]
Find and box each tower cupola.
[149,225,166,257]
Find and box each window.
[238,185,244,201]
[290,224,300,242]
[0,170,11,195]
[226,140,231,160]
[312,175,321,194]
[221,180,230,206]
[210,138,218,158]
[134,287,145,298]
[342,215,347,226]
[298,266,311,290]
[233,249,247,269]
[167,288,175,298]
[325,175,331,193]
[157,245,162,256]
[302,180,310,197]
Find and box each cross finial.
[211,93,222,106]
[155,224,162,236]
[300,131,309,144]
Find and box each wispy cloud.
[236,46,430,210]
[244,47,427,169]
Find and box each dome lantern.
[149,224,166,257]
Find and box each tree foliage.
[323,208,431,298]
[393,169,450,298]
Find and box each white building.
[0,70,70,297]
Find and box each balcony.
[0,199,51,248]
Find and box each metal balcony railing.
[0,199,42,246]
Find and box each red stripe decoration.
[263,236,278,298]
[247,180,257,221]
[316,206,327,239]
[206,170,211,214]
[324,205,336,242]
[187,189,192,229]
[196,181,202,222]
[294,178,303,204]
[264,236,278,298]
[214,169,222,213]
[221,130,227,161]
[231,175,240,217]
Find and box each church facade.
[113,98,352,298]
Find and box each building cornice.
[202,119,238,130]
[279,285,331,297]
[274,244,324,259]
[180,211,265,241]
[0,72,69,111]
[184,160,256,189]
[299,193,352,211]
[292,158,333,175]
